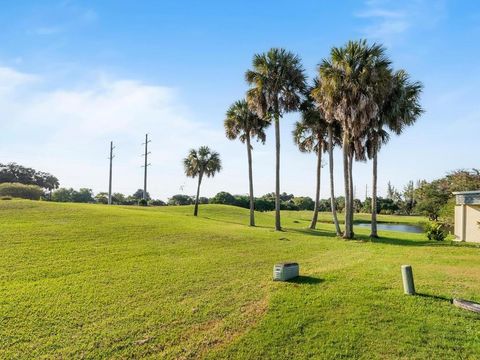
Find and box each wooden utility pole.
[141,134,151,200]
[108,141,115,205]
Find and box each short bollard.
[401,265,415,295]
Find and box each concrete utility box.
[273,262,299,281]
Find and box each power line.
[141,133,151,200]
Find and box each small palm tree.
[183,146,222,216]
[246,48,306,231]
[293,89,329,230]
[366,69,423,237]
[225,100,269,226]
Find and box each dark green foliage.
[424,221,447,241]
[51,188,94,203]
[0,163,59,191]
[132,189,150,201]
[138,199,148,206]
[168,194,193,206]
[0,183,44,200]
[292,197,315,211]
[95,192,109,204]
[210,192,236,206]
[149,199,166,206]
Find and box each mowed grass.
[0,200,479,359]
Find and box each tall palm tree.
[224,100,269,226]
[245,48,306,231]
[315,40,392,239]
[293,88,331,230]
[311,84,343,236]
[183,146,222,216]
[366,70,423,237]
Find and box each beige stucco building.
[453,190,480,242]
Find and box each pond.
[355,223,424,234]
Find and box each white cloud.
[0,66,228,199]
[355,0,446,45]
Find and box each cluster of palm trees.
[224,39,423,239]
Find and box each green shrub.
[138,199,148,206]
[424,221,447,241]
[0,183,44,200]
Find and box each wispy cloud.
[355,0,446,45]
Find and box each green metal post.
[401,265,415,295]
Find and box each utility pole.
[108,141,115,205]
[141,134,151,200]
[365,184,368,201]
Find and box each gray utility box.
[273,262,299,281]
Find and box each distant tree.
[198,197,209,204]
[0,163,59,194]
[52,188,74,202]
[402,180,416,215]
[210,191,236,206]
[132,189,150,201]
[149,199,166,206]
[95,192,109,204]
[292,196,315,211]
[233,195,250,209]
[72,188,94,203]
[246,48,307,231]
[254,197,275,212]
[336,196,345,213]
[168,194,193,206]
[183,146,221,216]
[353,199,363,213]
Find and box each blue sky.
[0,0,479,200]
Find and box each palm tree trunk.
[194,172,203,216]
[274,112,281,231]
[370,150,379,238]
[342,132,352,239]
[246,135,255,227]
[348,151,355,238]
[310,143,322,230]
[328,125,342,236]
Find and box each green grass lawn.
[1,200,479,359]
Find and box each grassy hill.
[1,200,479,359]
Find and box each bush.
[424,221,447,241]
[0,183,44,200]
[149,199,166,206]
[138,199,148,206]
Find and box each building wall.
[454,205,464,240]
[465,205,480,243]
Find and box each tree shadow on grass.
[285,276,324,285]
[289,228,338,238]
[416,293,452,302]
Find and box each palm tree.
[366,70,423,237]
[245,48,306,231]
[315,40,392,239]
[183,146,222,216]
[293,89,329,229]
[311,85,343,236]
[224,100,269,226]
